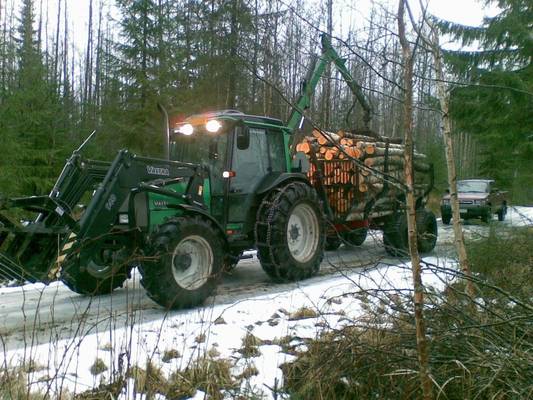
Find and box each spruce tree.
[0,0,65,195]
[437,0,532,199]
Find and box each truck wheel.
[342,228,368,246]
[140,216,223,309]
[255,182,325,282]
[325,235,342,251]
[383,210,437,257]
[61,238,132,295]
[497,204,507,221]
[441,214,451,225]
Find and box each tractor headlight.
[176,123,194,136]
[474,199,486,205]
[206,119,222,133]
[118,213,129,224]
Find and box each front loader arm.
[0,149,205,283]
[77,150,205,240]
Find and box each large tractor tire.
[255,182,325,282]
[140,215,223,309]
[383,209,438,257]
[61,236,132,295]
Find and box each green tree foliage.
[438,0,533,199]
[0,0,67,195]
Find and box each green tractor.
[0,35,437,309]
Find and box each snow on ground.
[3,259,457,399]
[1,206,532,399]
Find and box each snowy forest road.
[0,239,384,352]
[0,207,530,352]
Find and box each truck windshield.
[457,181,489,193]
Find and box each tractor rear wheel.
[255,182,325,282]
[140,215,223,309]
[61,236,132,295]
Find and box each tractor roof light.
[205,119,222,133]
[177,123,194,136]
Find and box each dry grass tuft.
[166,354,237,399]
[0,367,47,400]
[89,358,107,376]
[237,364,259,380]
[239,332,264,358]
[162,348,180,363]
[288,307,318,321]
[127,360,168,395]
[195,333,207,344]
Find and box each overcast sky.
[38,0,499,57]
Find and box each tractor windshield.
[170,126,228,166]
[170,123,229,197]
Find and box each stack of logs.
[295,129,431,220]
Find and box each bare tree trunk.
[62,0,69,101]
[226,0,239,109]
[397,1,433,399]
[429,29,476,298]
[322,0,333,126]
[83,0,93,116]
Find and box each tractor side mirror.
[236,126,250,150]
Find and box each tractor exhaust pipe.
[158,103,170,159]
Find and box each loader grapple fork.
[0,149,204,284]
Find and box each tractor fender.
[256,172,310,195]
[168,204,229,246]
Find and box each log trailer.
[0,34,437,309]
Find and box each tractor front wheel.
[61,237,132,295]
[255,182,325,282]
[140,215,223,309]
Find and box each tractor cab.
[170,111,293,239]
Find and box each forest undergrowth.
[282,226,533,399]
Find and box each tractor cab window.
[230,128,268,193]
[230,127,287,194]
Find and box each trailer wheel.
[61,238,132,295]
[140,215,223,309]
[417,210,438,253]
[342,228,368,246]
[325,235,342,251]
[383,210,437,257]
[255,182,325,282]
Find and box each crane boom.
[287,34,372,132]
